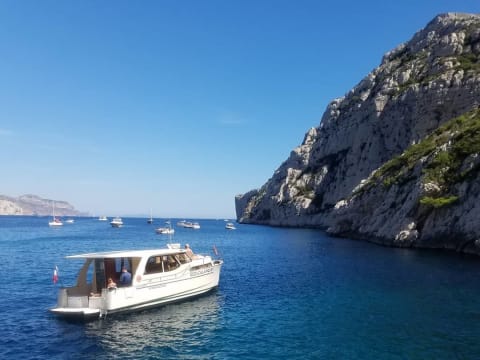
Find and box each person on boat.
[119,267,132,286]
[185,244,194,259]
[107,277,117,289]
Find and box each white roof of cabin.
[66,248,186,259]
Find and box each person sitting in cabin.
[107,277,117,289]
[185,244,194,259]
[119,267,132,286]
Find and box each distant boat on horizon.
[98,216,108,221]
[147,209,153,224]
[110,217,123,228]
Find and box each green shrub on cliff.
[364,109,480,202]
[419,195,458,208]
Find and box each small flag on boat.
[213,245,219,256]
[53,266,59,284]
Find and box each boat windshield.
[145,253,186,274]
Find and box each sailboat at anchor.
[147,208,153,224]
[48,201,63,227]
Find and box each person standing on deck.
[119,267,132,286]
[185,244,194,259]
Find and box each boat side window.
[165,255,180,272]
[145,256,164,274]
[176,253,190,264]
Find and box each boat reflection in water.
[84,293,223,357]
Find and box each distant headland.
[0,194,87,216]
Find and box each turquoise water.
[1,216,480,359]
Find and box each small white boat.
[65,219,75,224]
[225,222,236,230]
[50,245,223,320]
[110,217,123,228]
[177,220,189,227]
[147,209,153,224]
[178,220,200,229]
[49,218,63,227]
[98,216,108,221]
[155,221,175,235]
[192,222,200,229]
[155,227,175,235]
[49,202,63,227]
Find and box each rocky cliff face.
[235,13,480,254]
[0,194,87,216]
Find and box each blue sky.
[0,1,479,218]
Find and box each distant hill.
[0,194,88,216]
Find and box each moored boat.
[110,217,123,227]
[192,222,200,229]
[48,202,63,227]
[50,245,223,320]
[49,218,63,227]
[177,220,200,229]
[155,225,175,235]
[147,209,153,224]
[225,222,236,230]
[177,220,189,227]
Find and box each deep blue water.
[1,216,480,359]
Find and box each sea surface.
[1,216,480,359]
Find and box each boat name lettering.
[191,267,213,276]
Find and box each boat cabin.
[67,249,193,296]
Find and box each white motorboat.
[110,217,123,228]
[48,202,63,227]
[192,222,200,229]
[65,219,75,224]
[225,222,236,230]
[98,216,108,221]
[177,220,190,227]
[177,220,200,229]
[155,227,175,235]
[50,245,223,320]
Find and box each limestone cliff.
[235,13,480,254]
[0,194,87,216]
